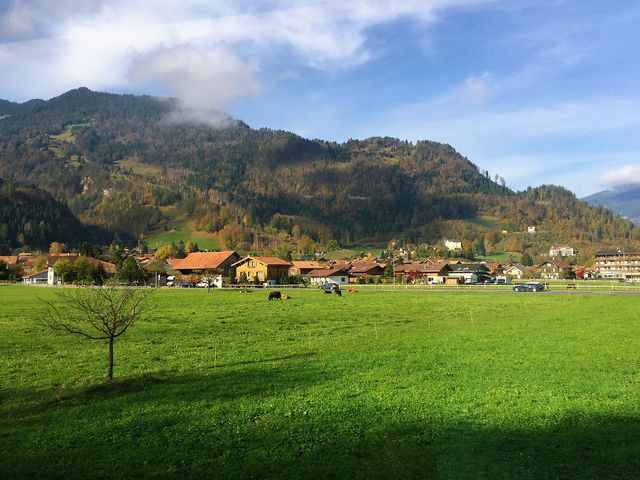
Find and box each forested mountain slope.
[0,88,638,252]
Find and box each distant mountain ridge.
[582,184,640,225]
[0,87,639,253]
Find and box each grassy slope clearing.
[146,217,221,251]
[2,286,640,479]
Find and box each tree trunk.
[108,336,114,379]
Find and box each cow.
[268,291,281,300]
[281,294,290,300]
[348,288,357,293]
[333,289,342,296]
[323,290,332,294]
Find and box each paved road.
[360,287,640,295]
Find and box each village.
[3,241,639,287]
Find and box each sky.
[2,0,640,197]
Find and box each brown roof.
[349,263,384,274]
[0,255,19,265]
[328,260,352,269]
[170,251,240,270]
[166,258,183,268]
[394,263,433,273]
[232,256,293,267]
[291,260,322,269]
[539,259,572,269]
[309,268,348,277]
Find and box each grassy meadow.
[2,285,640,478]
[146,225,221,251]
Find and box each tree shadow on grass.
[3,365,640,479]
[436,414,640,479]
[1,352,321,418]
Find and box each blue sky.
[2,0,640,196]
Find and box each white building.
[549,246,575,257]
[444,239,462,251]
[308,268,349,285]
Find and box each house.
[288,260,323,278]
[232,256,293,285]
[444,239,462,251]
[447,263,491,284]
[549,246,575,257]
[394,262,444,283]
[22,269,48,284]
[348,262,385,280]
[423,263,452,284]
[528,226,537,233]
[170,251,241,280]
[44,254,116,284]
[327,259,352,270]
[481,262,504,275]
[536,260,573,279]
[504,264,527,279]
[308,268,349,286]
[593,249,640,281]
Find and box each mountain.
[1,87,639,254]
[582,184,640,225]
[0,179,105,250]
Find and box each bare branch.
[38,285,155,379]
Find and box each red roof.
[171,251,239,270]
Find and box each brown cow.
[348,288,358,293]
[268,291,281,300]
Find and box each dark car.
[513,282,545,292]
[180,282,195,288]
[318,283,340,291]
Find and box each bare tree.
[39,285,154,379]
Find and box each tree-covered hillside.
[0,179,105,250]
[0,88,638,253]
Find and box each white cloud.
[601,165,640,189]
[0,0,495,106]
[463,73,494,106]
[129,45,262,125]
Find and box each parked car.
[513,282,545,292]
[180,282,195,288]
[318,283,339,291]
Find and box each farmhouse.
[348,262,385,279]
[536,260,573,279]
[308,268,349,285]
[424,263,452,284]
[22,269,48,284]
[288,260,323,278]
[232,256,293,285]
[504,264,527,279]
[447,263,491,284]
[170,251,241,279]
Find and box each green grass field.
[2,286,640,478]
[146,223,221,251]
